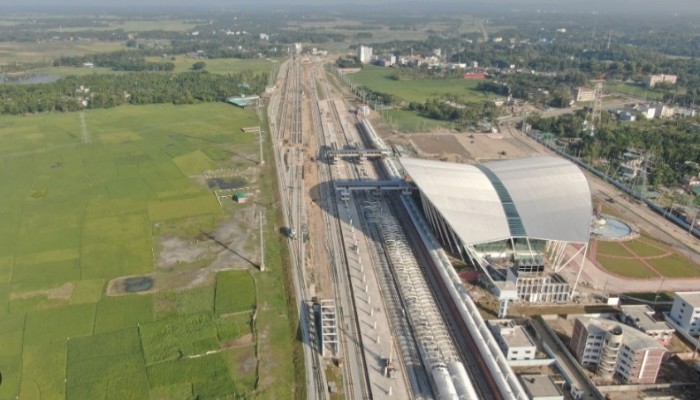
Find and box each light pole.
[652,276,665,310]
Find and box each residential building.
[642,106,657,119]
[488,319,537,361]
[648,74,677,87]
[669,291,700,336]
[620,305,674,345]
[519,375,564,400]
[576,87,596,102]
[357,45,373,64]
[571,317,667,384]
[655,105,675,119]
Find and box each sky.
[1,0,699,14]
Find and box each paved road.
[530,318,599,399]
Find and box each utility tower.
[588,80,604,136]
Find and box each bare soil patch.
[222,333,254,349]
[158,236,207,267]
[10,282,74,301]
[411,134,472,161]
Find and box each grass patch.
[624,237,670,258]
[648,254,700,278]
[20,342,67,400]
[172,150,218,176]
[385,108,451,133]
[93,294,154,334]
[81,214,152,279]
[66,327,149,400]
[145,56,278,75]
[0,40,124,64]
[0,355,22,399]
[69,279,105,304]
[146,352,239,398]
[11,257,80,292]
[596,240,636,257]
[606,82,666,101]
[154,286,215,319]
[148,195,221,221]
[217,313,251,343]
[23,303,96,346]
[139,313,220,364]
[215,270,256,315]
[595,255,658,279]
[351,65,493,104]
[149,383,193,399]
[0,313,25,356]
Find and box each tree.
[550,87,573,108]
[192,61,206,71]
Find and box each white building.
[655,105,675,119]
[357,45,373,64]
[620,305,674,345]
[400,156,592,317]
[648,74,677,88]
[571,317,667,384]
[488,319,537,361]
[669,291,700,336]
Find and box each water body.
[123,276,154,293]
[592,215,633,239]
[0,73,60,85]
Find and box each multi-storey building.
[620,305,674,345]
[571,317,667,384]
[668,291,700,336]
[357,45,373,64]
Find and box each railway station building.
[400,156,593,316]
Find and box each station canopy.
[400,156,592,245]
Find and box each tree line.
[0,70,267,114]
[527,111,700,187]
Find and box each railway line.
[268,57,327,400]
[270,55,528,399]
[310,61,370,400]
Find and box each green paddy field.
[0,103,297,399]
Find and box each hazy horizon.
[1,0,700,15]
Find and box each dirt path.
[80,111,91,144]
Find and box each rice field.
[0,103,297,399]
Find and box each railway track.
[268,57,327,400]
[310,64,369,400]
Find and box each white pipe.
[402,196,528,400]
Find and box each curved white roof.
[400,156,592,245]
